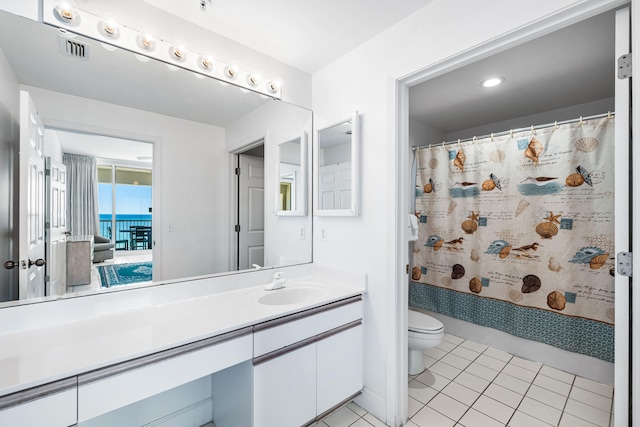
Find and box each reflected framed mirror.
[0,9,312,308]
[276,133,307,216]
[314,112,359,216]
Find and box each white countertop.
[0,274,365,396]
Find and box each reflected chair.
[131,226,152,250]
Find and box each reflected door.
[238,154,264,270]
[45,157,67,297]
[319,162,351,210]
[18,91,46,299]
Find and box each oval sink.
[258,287,323,305]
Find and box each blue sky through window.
[99,183,152,215]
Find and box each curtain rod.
[412,111,614,151]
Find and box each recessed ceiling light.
[480,77,505,88]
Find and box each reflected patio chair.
[130,226,152,250]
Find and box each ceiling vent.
[58,37,89,60]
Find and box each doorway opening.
[235,141,265,271]
[48,128,154,292]
[395,4,629,425]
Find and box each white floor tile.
[502,364,537,383]
[405,422,420,427]
[569,386,612,413]
[474,354,508,372]
[472,395,514,424]
[460,340,488,353]
[425,347,449,360]
[453,372,490,393]
[493,373,531,395]
[409,379,439,404]
[483,347,512,363]
[564,399,610,427]
[351,420,376,427]
[411,406,457,427]
[428,393,469,422]
[517,397,562,426]
[539,365,576,385]
[441,353,474,370]
[508,410,551,427]
[409,396,424,418]
[573,377,614,398]
[322,406,360,427]
[444,334,465,345]
[483,383,523,409]
[438,341,458,353]
[347,402,367,417]
[526,384,567,410]
[416,370,452,391]
[458,408,504,427]
[363,413,387,427]
[431,361,463,380]
[559,413,599,427]
[533,373,572,396]
[441,381,481,406]
[509,356,542,373]
[451,346,482,361]
[424,355,439,368]
[465,363,499,382]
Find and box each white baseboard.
[354,387,387,425]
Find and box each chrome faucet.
[264,272,286,291]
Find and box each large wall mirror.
[0,10,312,308]
[314,112,359,216]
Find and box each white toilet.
[408,310,445,375]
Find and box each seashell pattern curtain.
[410,116,615,362]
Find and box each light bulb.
[55,2,78,23]
[224,65,238,79]
[480,77,505,88]
[100,18,121,38]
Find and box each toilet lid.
[408,310,444,332]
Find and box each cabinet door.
[317,324,363,415]
[253,343,316,427]
[0,388,77,427]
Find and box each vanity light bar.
[45,1,283,99]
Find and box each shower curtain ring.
[579,116,583,125]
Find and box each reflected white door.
[319,162,351,210]
[18,91,46,299]
[238,154,264,270]
[45,157,67,297]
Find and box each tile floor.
[316,333,614,427]
[68,249,152,294]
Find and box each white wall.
[409,119,446,148]
[23,85,230,282]
[43,129,63,162]
[0,45,18,302]
[446,97,615,141]
[312,0,623,424]
[226,101,313,268]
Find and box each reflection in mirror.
[277,134,307,216]
[0,10,312,307]
[315,112,359,216]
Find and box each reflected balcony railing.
[99,218,152,250]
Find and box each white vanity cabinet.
[0,378,77,427]
[77,327,253,424]
[252,296,364,427]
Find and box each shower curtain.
[410,116,615,362]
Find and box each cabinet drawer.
[254,296,363,357]
[0,378,77,427]
[78,329,252,422]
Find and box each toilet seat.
[409,310,444,334]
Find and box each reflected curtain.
[63,153,99,236]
